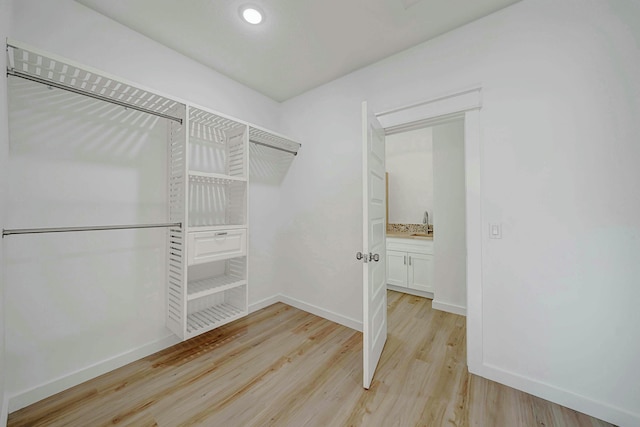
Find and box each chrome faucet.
[423,210,429,229]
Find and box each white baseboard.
[6,294,361,415]
[387,285,434,299]
[248,295,281,313]
[474,363,639,427]
[8,334,180,413]
[7,293,636,427]
[278,294,362,332]
[1,393,8,427]
[432,299,466,316]
[7,293,362,417]
[252,293,362,332]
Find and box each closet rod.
[6,69,183,125]
[250,139,298,156]
[2,222,182,237]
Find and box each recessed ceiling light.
[241,6,263,25]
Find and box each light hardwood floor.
[8,291,613,427]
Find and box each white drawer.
[387,237,433,255]
[187,229,247,265]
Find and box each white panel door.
[387,250,407,287]
[408,252,434,293]
[362,101,387,389]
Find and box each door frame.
[373,86,483,373]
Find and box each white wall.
[385,127,433,225]
[276,91,365,329]
[432,120,466,315]
[4,0,284,412]
[247,143,297,311]
[4,80,176,411]
[10,1,280,130]
[1,0,12,422]
[278,1,640,425]
[248,181,284,310]
[4,0,640,425]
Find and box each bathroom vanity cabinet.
[386,237,434,295]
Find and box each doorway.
[384,119,466,313]
[362,87,484,387]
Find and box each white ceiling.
[76,0,521,102]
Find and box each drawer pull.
[215,232,228,236]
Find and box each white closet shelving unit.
[167,106,250,340]
[5,39,301,343]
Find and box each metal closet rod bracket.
[2,222,183,237]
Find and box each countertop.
[386,231,434,241]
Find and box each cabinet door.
[387,250,408,287]
[408,252,434,293]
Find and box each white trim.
[7,334,180,412]
[375,88,483,374]
[248,295,281,313]
[475,363,640,427]
[6,291,634,426]
[279,294,363,332]
[376,86,482,129]
[432,300,467,316]
[384,111,465,136]
[463,109,483,372]
[1,394,8,427]
[387,285,434,300]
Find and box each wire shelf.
[7,44,184,123]
[190,108,244,133]
[186,284,246,335]
[188,171,247,183]
[188,175,246,227]
[189,107,247,178]
[188,275,246,301]
[186,304,245,335]
[249,127,300,156]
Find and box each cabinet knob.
[356,252,363,260]
[369,253,380,262]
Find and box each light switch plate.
[489,223,502,239]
